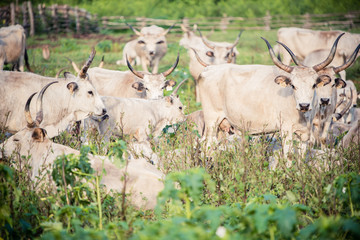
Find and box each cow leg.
[0,57,4,70]
[140,57,150,73]
[195,82,201,103]
[151,58,160,74]
[18,54,25,72]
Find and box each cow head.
[198,29,242,64]
[163,78,188,123]
[127,24,174,61]
[64,48,107,120]
[127,53,179,99]
[262,33,358,113]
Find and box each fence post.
[220,13,229,32]
[38,4,47,32]
[27,1,34,36]
[10,3,15,25]
[75,6,80,34]
[303,13,311,28]
[264,11,271,30]
[21,2,28,35]
[51,4,58,33]
[64,5,70,33]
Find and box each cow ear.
[64,72,76,79]
[315,75,331,88]
[32,128,47,142]
[164,96,173,104]
[165,79,176,87]
[274,75,291,88]
[333,78,347,89]
[67,82,79,93]
[132,82,145,92]
[206,51,214,57]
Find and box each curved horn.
[335,89,346,109]
[226,30,243,50]
[65,57,80,73]
[171,78,188,96]
[333,43,360,73]
[99,56,104,68]
[55,66,68,78]
[191,48,209,67]
[79,48,96,79]
[25,92,37,128]
[161,52,180,77]
[162,23,176,36]
[35,81,58,126]
[125,22,142,36]
[313,33,345,72]
[261,37,293,73]
[276,41,304,66]
[333,90,353,121]
[197,29,215,50]
[126,55,144,79]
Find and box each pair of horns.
[263,33,359,74]
[198,28,243,51]
[25,81,58,128]
[126,53,180,78]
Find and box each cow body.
[0,71,106,138]
[0,25,29,72]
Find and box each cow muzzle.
[320,98,330,106]
[299,103,310,112]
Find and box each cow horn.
[161,52,180,77]
[276,41,304,67]
[313,33,345,72]
[55,66,68,78]
[191,48,208,67]
[335,89,346,109]
[25,92,37,128]
[162,23,176,36]
[99,56,104,68]
[79,48,96,79]
[171,78,188,96]
[333,43,360,73]
[65,57,80,73]
[35,81,58,126]
[333,89,353,121]
[226,30,243,50]
[261,37,293,73]
[126,55,144,79]
[198,29,215,50]
[126,22,142,36]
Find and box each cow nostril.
[149,51,155,56]
[320,98,330,105]
[102,109,107,115]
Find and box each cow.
[0,24,31,72]
[277,27,360,79]
[116,24,175,74]
[1,86,164,210]
[0,49,107,138]
[198,37,350,162]
[179,24,242,102]
[68,54,179,99]
[96,79,187,142]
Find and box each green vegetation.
[1,28,360,239]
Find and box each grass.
[1,28,360,239]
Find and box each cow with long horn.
[115,23,175,73]
[198,34,359,164]
[1,84,165,210]
[0,49,106,138]
[180,24,243,102]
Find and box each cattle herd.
[0,23,359,210]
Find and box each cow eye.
[179,106,182,110]
[157,40,164,44]
[291,84,297,90]
[138,40,145,44]
[88,91,94,96]
[13,138,19,142]
[206,51,214,57]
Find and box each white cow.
[116,24,174,73]
[0,24,31,72]
[1,86,164,210]
[0,49,106,138]
[198,37,348,161]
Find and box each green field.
[1,28,360,239]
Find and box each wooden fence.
[1,2,360,36]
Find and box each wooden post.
[64,5,70,33]
[75,6,80,34]
[38,4,48,32]
[10,3,15,25]
[51,4,58,33]
[303,13,311,28]
[220,13,229,32]
[263,11,271,31]
[27,1,34,36]
[22,2,28,35]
